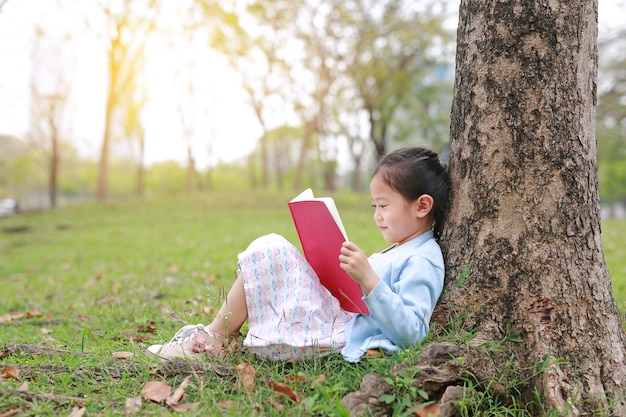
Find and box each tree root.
[0,343,234,380]
[0,388,86,405]
[0,343,86,359]
[340,342,498,417]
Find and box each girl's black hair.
[372,146,450,239]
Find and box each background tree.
[437,0,626,414]
[92,0,157,201]
[27,21,75,209]
[226,2,294,190]
[120,88,147,197]
[344,0,453,161]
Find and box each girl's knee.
[246,233,293,252]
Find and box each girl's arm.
[365,255,444,345]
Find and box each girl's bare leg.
[205,273,248,338]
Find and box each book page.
[290,188,348,240]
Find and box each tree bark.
[436,0,626,415]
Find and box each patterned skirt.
[238,233,355,361]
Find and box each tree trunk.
[436,0,626,415]
[96,43,118,202]
[96,109,111,201]
[135,130,145,197]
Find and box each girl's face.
[369,174,433,246]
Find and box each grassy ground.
[0,191,624,416]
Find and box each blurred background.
[0,0,624,216]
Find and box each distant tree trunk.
[48,124,58,209]
[96,43,117,202]
[135,129,145,197]
[186,145,196,193]
[293,115,320,190]
[346,136,367,192]
[437,0,626,415]
[96,105,112,201]
[367,101,388,162]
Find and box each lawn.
[0,190,624,416]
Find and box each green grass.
[0,190,390,416]
[0,190,624,416]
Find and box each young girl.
[147,146,450,363]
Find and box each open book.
[288,189,369,314]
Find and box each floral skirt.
[238,233,355,361]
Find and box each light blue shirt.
[341,230,444,362]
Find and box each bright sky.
[0,0,262,168]
[0,0,623,167]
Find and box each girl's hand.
[339,241,380,294]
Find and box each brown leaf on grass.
[235,363,256,392]
[141,381,172,403]
[40,337,65,347]
[268,381,300,403]
[68,406,86,417]
[18,381,29,392]
[285,373,306,385]
[166,376,190,406]
[132,335,151,343]
[0,408,22,417]
[413,402,440,417]
[111,351,134,360]
[137,321,157,333]
[0,310,42,324]
[169,402,199,412]
[268,400,284,410]
[0,311,21,324]
[0,367,20,380]
[25,311,43,319]
[125,396,142,414]
[96,295,121,305]
[217,400,237,411]
[310,374,326,389]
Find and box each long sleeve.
[341,231,444,362]
[365,255,442,345]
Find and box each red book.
[288,189,369,314]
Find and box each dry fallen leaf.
[0,367,20,380]
[68,406,86,417]
[414,402,441,417]
[0,311,24,324]
[235,363,256,392]
[138,321,157,333]
[166,376,190,406]
[96,295,121,305]
[268,381,300,403]
[111,351,134,360]
[285,373,306,385]
[310,374,326,389]
[40,328,53,334]
[141,381,172,403]
[125,396,142,414]
[0,408,21,417]
[25,310,43,319]
[217,400,237,411]
[268,400,284,410]
[40,337,65,347]
[169,402,199,412]
[18,381,29,392]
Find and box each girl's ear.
[415,194,434,219]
